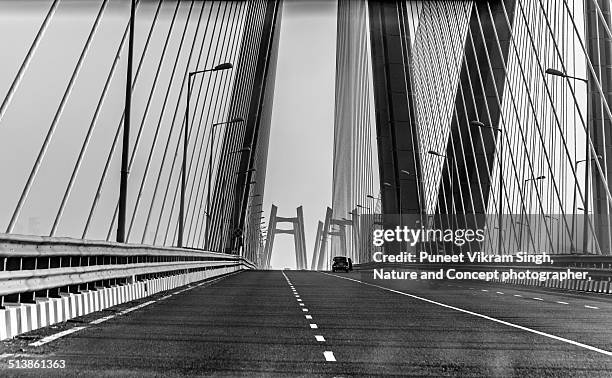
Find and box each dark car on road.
[332,256,353,272]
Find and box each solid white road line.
[323,351,336,361]
[90,315,115,325]
[30,327,87,347]
[315,335,325,342]
[27,274,238,348]
[118,300,156,315]
[323,272,612,357]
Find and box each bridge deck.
[2,270,612,375]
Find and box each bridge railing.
[0,234,254,303]
[354,255,612,293]
[0,234,255,340]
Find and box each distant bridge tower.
[313,207,360,270]
[263,205,307,270]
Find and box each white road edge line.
[27,273,240,348]
[90,315,115,325]
[323,351,336,362]
[29,326,87,347]
[322,272,612,357]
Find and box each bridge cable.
[6,0,109,233]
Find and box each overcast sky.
[265,0,337,269]
[0,0,337,267]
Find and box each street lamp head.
[545,67,565,77]
[428,150,445,158]
[213,62,233,71]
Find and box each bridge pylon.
[314,207,360,270]
[263,205,307,270]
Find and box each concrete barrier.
[0,266,242,341]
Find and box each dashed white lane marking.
[585,305,600,309]
[315,335,325,342]
[310,323,318,329]
[557,301,569,305]
[323,351,336,362]
[302,308,309,312]
[299,303,305,306]
[496,292,504,295]
[297,299,303,302]
[514,294,522,297]
[533,298,544,301]
[30,327,87,347]
[323,272,612,357]
[481,289,488,292]
[159,295,173,300]
[305,315,312,319]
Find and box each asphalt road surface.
[2,270,612,376]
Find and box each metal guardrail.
[0,234,255,304]
[354,254,612,280]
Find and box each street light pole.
[470,120,504,255]
[117,0,136,243]
[204,117,244,250]
[179,62,233,248]
[520,175,546,252]
[546,67,590,254]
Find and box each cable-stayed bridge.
[0,0,612,375]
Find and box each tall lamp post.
[470,120,504,254]
[428,150,454,254]
[203,117,245,250]
[179,62,234,248]
[117,0,136,243]
[572,155,601,253]
[546,67,590,254]
[520,175,546,252]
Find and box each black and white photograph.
[1,0,612,376]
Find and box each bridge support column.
[262,205,307,269]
